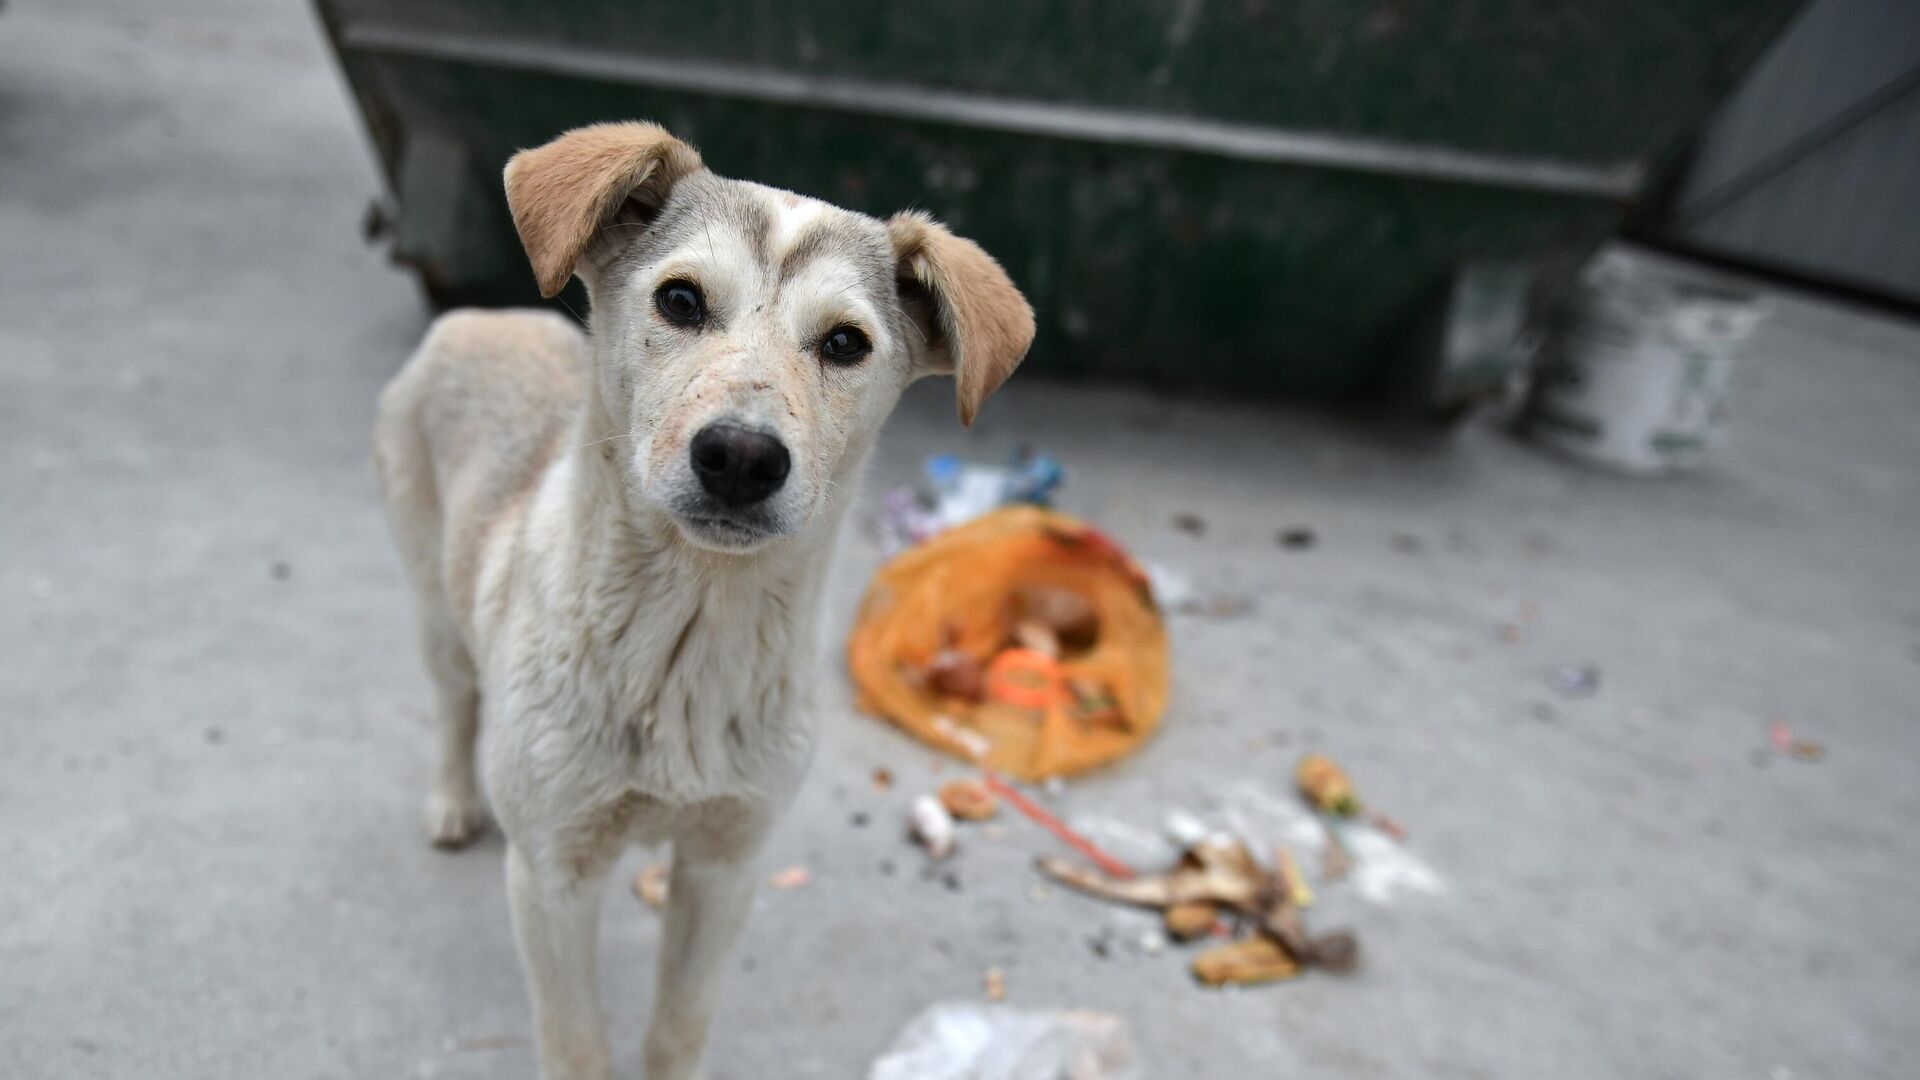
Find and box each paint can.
[1524,249,1768,474]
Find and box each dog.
[373,121,1033,1080]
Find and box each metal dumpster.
[314,0,1800,404]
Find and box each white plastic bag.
[868,1002,1139,1080]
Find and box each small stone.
[1277,527,1317,550]
[269,560,292,581]
[204,726,225,745]
[849,811,869,827]
[1551,664,1602,698]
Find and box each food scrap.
[909,794,957,860]
[938,778,1000,821]
[768,865,811,890]
[1296,753,1361,816]
[632,861,670,909]
[1769,718,1824,762]
[1192,935,1299,987]
[1037,833,1359,987]
[848,506,1169,780]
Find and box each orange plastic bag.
[848,506,1169,780]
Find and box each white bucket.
[1525,250,1769,474]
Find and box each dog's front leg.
[643,808,769,1080]
[507,843,614,1080]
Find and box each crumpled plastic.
[867,1002,1139,1080]
[849,505,1168,780]
[880,450,1065,552]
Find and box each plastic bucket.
[1525,250,1768,474]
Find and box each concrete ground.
[4,2,1918,1077]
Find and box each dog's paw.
[423,789,487,849]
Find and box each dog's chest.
[495,570,818,805]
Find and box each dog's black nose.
[689,423,790,506]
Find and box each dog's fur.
[372,122,1033,1079]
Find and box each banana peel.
[1192,935,1300,987]
[1037,834,1359,985]
[1163,901,1221,941]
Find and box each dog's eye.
[655,280,706,327]
[820,325,871,364]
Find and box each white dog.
[373,122,1033,1079]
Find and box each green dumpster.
[315,0,1800,404]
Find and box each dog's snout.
[690,423,790,506]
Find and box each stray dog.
[373,122,1033,1079]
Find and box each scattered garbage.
[1141,562,1256,619]
[1295,754,1360,816]
[1274,848,1314,907]
[1191,935,1299,987]
[879,449,1066,553]
[986,773,1136,880]
[939,778,1000,821]
[872,766,895,793]
[983,966,1007,1002]
[1551,663,1603,698]
[1171,513,1207,536]
[1524,247,1770,475]
[1768,718,1824,762]
[768,865,811,890]
[1320,825,1354,882]
[910,794,958,860]
[1163,901,1220,941]
[633,861,670,909]
[849,506,1169,780]
[868,1002,1138,1080]
[1039,831,1360,987]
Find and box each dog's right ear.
[503,122,704,298]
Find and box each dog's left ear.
[887,212,1036,427]
[503,122,705,298]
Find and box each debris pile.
[849,505,1169,780]
[1025,753,1414,987]
[1040,830,1358,987]
[878,449,1065,553]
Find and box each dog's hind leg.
[417,614,483,847]
[375,375,485,848]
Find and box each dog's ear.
[886,212,1036,427]
[503,122,704,298]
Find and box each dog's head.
[503,122,1034,553]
